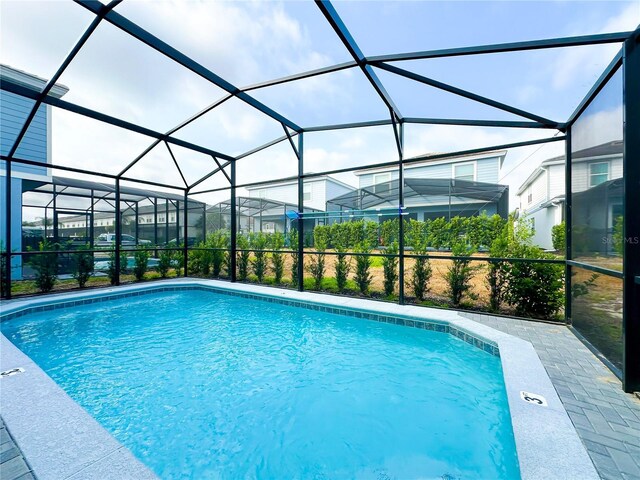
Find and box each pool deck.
[461,311,640,480]
[1,278,639,480]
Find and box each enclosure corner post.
[3,158,12,299]
[183,189,189,277]
[564,127,572,324]
[115,177,121,286]
[398,122,405,305]
[297,132,304,292]
[622,33,640,393]
[230,159,237,282]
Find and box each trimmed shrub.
[158,249,173,278]
[237,235,250,281]
[354,243,372,294]
[270,232,285,284]
[72,246,94,288]
[208,230,229,277]
[31,240,58,293]
[306,229,327,290]
[107,250,128,285]
[445,242,478,306]
[290,229,299,287]
[552,222,566,252]
[250,232,269,282]
[133,247,150,281]
[382,241,398,296]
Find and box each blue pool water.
[2,289,520,479]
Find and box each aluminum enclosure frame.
[1,0,638,391]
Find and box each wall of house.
[519,169,548,211]
[357,156,502,188]
[527,204,562,250]
[0,90,49,177]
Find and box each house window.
[589,162,609,187]
[303,184,312,202]
[373,173,391,194]
[527,192,533,204]
[453,162,475,182]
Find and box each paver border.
[0,278,599,480]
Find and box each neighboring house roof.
[245,174,355,192]
[0,64,69,98]
[516,140,623,196]
[353,149,507,176]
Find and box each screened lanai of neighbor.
[1,0,639,397]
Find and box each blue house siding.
[0,90,48,176]
[358,156,501,188]
[0,176,23,279]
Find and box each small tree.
[250,232,269,282]
[133,246,149,281]
[551,222,566,253]
[445,242,478,306]
[290,229,299,287]
[237,234,250,281]
[72,245,94,288]
[208,231,229,277]
[354,243,372,294]
[306,230,327,290]
[486,223,509,312]
[31,240,58,293]
[382,241,398,296]
[158,249,173,278]
[612,215,624,256]
[270,232,285,284]
[407,219,432,301]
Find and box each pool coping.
[0,278,599,480]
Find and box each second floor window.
[303,184,312,202]
[589,162,609,187]
[373,173,391,194]
[453,163,475,182]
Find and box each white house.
[517,140,623,250]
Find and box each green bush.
[72,246,94,288]
[133,247,150,281]
[612,216,624,256]
[445,242,478,306]
[487,223,509,312]
[380,218,399,246]
[188,245,212,276]
[237,235,250,281]
[270,232,285,284]
[306,229,327,290]
[290,229,299,287]
[158,249,173,278]
[31,240,58,293]
[334,249,350,293]
[552,222,566,252]
[407,219,431,301]
[107,250,128,285]
[250,232,269,282]
[354,243,372,294]
[208,230,229,277]
[382,241,398,296]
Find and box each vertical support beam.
[622,33,640,392]
[297,133,305,291]
[135,201,139,245]
[202,203,206,242]
[4,158,12,299]
[90,189,95,248]
[398,122,405,305]
[565,128,572,323]
[114,178,121,286]
[153,198,158,255]
[230,160,237,282]
[183,191,188,277]
[165,199,169,246]
[52,184,58,242]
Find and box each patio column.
[115,178,121,286]
[297,133,304,291]
[230,159,237,282]
[398,122,405,305]
[622,32,640,392]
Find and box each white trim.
[452,161,476,181]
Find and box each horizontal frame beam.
[368,31,634,63]
[1,81,236,162]
[75,0,302,132]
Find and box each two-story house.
[1,65,69,277]
[326,150,509,222]
[516,140,623,251]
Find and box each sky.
[1,0,638,212]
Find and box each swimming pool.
[2,286,519,479]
